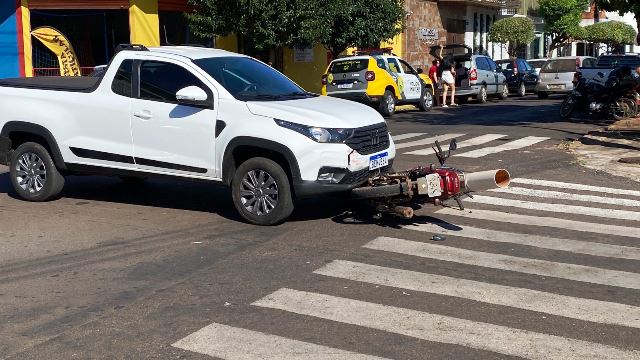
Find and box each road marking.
[404,134,507,155]
[465,195,640,221]
[391,133,427,142]
[490,186,640,208]
[435,207,640,239]
[454,136,549,158]
[253,289,640,360]
[511,178,640,197]
[172,322,388,360]
[314,260,640,328]
[401,222,640,260]
[394,133,465,150]
[364,237,640,290]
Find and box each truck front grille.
[346,122,390,155]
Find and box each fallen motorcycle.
[350,139,510,219]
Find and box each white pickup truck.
[578,54,640,84]
[0,45,396,225]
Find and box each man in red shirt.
[428,59,440,105]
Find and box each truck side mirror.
[176,86,209,106]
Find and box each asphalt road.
[1,94,639,359]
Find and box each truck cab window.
[111,60,133,97]
[138,61,209,103]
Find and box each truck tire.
[231,157,294,225]
[379,90,396,117]
[476,86,488,103]
[418,88,434,112]
[10,142,65,202]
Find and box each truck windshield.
[194,57,315,101]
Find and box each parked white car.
[535,56,597,99]
[0,45,396,225]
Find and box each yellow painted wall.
[216,34,238,52]
[381,33,404,58]
[20,0,32,77]
[129,0,160,47]
[283,45,329,93]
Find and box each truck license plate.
[337,83,353,89]
[369,152,389,170]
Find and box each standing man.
[429,59,440,106]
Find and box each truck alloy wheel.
[10,142,65,202]
[232,157,294,225]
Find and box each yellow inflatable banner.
[31,26,81,76]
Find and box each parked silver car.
[527,59,548,76]
[430,45,508,103]
[535,56,597,99]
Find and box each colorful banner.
[30,26,81,76]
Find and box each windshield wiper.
[280,91,318,98]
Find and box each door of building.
[446,19,465,44]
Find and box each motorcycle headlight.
[275,119,354,143]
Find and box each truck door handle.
[133,111,152,120]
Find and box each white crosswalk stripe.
[253,289,640,360]
[172,322,388,359]
[454,136,549,158]
[401,222,640,260]
[490,186,640,207]
[511,178,640,197]
[465,195,640,221]
[391,132,426,142]
[314,260,640,328]
[394,133,465,150]
[175,177,640,359]
[435,207,640,239]
[364,237,640,290]
[404,134,507,155]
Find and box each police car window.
[328,59,369,73]
[399,60,416,75]
[376,59,387,70]
[387,58,401,73]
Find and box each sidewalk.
[570,117,640,183]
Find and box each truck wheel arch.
[1,121,66,170]
[222,137,301,187]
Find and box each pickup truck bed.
[0,76,101,93]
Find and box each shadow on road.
[0,172,350,224]
[393,97,614,130]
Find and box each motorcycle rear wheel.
[560,96,576,119]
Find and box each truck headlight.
[275,119,354,143]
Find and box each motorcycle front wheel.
[560,96,576,119]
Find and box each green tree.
[187,0,323,51]
[595,0,640,46]
[187,0,405,58]
[539,0,590,58]
[579,20,637,53]
[317,0,406,59]
[488,17,535,58]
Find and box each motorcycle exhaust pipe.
[463,169,510,191]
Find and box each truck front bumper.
[0,135,11,166]
[293,162,393,197]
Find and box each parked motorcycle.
[560,66,638,120]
